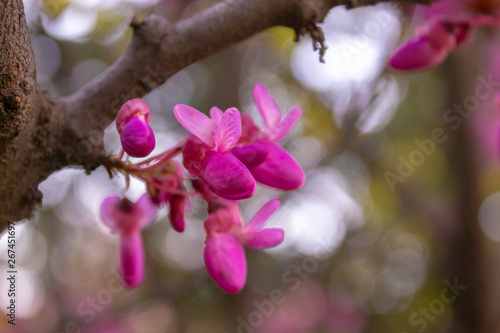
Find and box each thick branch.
[0,0,434,228]
[0,0,36,150]
[0,0,46,225]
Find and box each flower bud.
[120,116,156,158]
[116,99,151,133]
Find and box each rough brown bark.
[0,0,51,224]
[0,0,434,230]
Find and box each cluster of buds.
[100,84,305,293]
[389,1,500,71]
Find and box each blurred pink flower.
[390,0,500,71]
[116,99,156,157]
[203,199,283,293]
[255,281,366,333]
[100,193,157,288]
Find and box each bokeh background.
[1,0,500,332]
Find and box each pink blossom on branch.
[174,105,256,200]
[116,99,156,157]
[203,199,283,293]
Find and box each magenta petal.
[100,195,120,232]
[200,151,256,200]
[174,104,217,146]
[240,112,262,144]
[215,108,242,152]
[210,106,224,123]
[204,232,246,293]
[182,134,210,176]
[119,233,144,288]
[169,195,186,232]
[253,83,282,129]
[246,199,280,230]
[249,142,305,190]
[136,193,158,228]
[231,144,269,168]
[273,106,302,141]
[389,35,450,71]
[120,117,156,157]
[116,99,150,133]
[241,228,284,249]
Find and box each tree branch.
[0,0,434,229]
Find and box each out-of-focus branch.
[0,0,435,229]
[441,50,485,333]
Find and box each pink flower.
[390,1,500,72]
[116,99,156,158]
[100,193,157,288]
[389,20,468,71]
[231,84,305,190]
[174,105,256,200]
[203,199,284,293]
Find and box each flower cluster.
[389,0,500,71]
[99,84,305,292]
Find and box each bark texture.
[0,0,434,229]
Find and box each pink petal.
[119,232,144,288]
[210,106,224,123]
[249,142,305,190]
[169,195,186,232]
[191,178,226,203]
[204,204,244,234]
[273,106,302,141]
[182,134,210,176]
[174,104,217,146]
[246,199,280,230]
[231,144,269,168]
[100,194,156,235]
[136,192,158,228]
[389,36,449,71]
[204,232,246,293]
[417,20,456,50]
[116,99,150,133]
[215,108,242,152]
[120,117,156,158]
[100,197,142,235]
[200,151,256,200]
[239,112,261,144]
[100,195,120,232]
[253,83,282,130]
[241,228,284,249]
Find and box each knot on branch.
[131,14,172,45]
[296,23,327,63]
